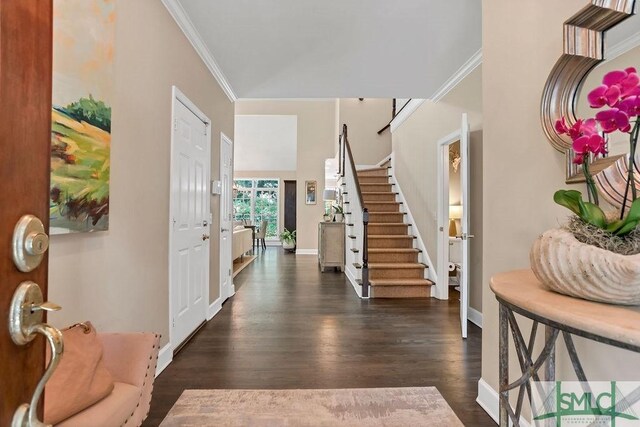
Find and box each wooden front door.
[0,1,53,424]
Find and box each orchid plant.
[555,67,640,236]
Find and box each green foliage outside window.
[233,179,279,238]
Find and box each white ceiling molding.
[607,30,640,61]
[161,0,237,102]
[429,49,482,103]
[390,99,426,133]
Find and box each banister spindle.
[362,207,369,298]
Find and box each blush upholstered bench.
[45,328,160,427]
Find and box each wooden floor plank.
[144,248,493,426]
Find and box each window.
[233,179,279,239]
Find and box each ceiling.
[175,0,482,99]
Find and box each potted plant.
[333,205,344,222]
[279,228,296,252]
[531,66,640,304]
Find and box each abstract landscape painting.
[50,0,115,233]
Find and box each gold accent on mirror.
[541,0,635,183]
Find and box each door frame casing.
[220,132,235,300]
[436,113,470,337]
[168,86,212,352]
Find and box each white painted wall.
[235,115,297,171]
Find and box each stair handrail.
[340,124,369,297]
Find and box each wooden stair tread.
[369,212,406,215]
[368,235,416,239]
[368,223,410,226]
[362,192,399,195]
[370,279,434,287]
[357,166,391,173]
[365,201,402,204]
[369,263,426,269]
[368,248,421,253]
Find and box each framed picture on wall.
[305,180,317,205]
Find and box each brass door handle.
[202,234,210,241]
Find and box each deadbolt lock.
[12,215,49,272]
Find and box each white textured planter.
[282,241,295,251]
[530,228,640,305]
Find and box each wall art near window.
[305,180,317,205]
[50,0,115,233]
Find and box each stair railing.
[340,124,369,297]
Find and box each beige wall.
[235,101,337,251]
[392,67,483,312]
[339,98,393,165]
[48,0,234,348]
[234,170,297,236]
[482,0,640,408]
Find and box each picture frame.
[305,180,317,205]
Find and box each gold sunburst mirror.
[541,0,639,184]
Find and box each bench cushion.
[56,382,140,427]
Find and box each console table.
[491,270,640,426]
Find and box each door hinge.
[172,318,175,328]
[229,268,231,276]
[174,119,177,131]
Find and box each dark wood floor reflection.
[145,248,493,426]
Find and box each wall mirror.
[541,0,638,184]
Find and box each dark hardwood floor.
[145,248,493,426]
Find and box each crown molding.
[607,30,640,61]
[430,49,482,103]
[161,0,238,102]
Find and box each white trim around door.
[220,132,235,301]
[168,86,212,353]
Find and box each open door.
[436,114,471,338]
[459,114,471,339]
[0,1,56,424]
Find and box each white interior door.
[220,133,234,300]
[170,96,210,348]
[459,113,471,339]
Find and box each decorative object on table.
[531,66,640,305]
[279,228,296,252]
[540,0,634,183]
[333,205,344,222]
[305,180,317,205]
[323,187,337,219]
[50,0,115,234]
[323,213,332,222]
[449,205,462,237]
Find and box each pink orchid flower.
[555,118,598,139]
[604,67,640,97]
[595,108,631,133]
[588,84,621,108]
[573,133,606,156]
[619,96,640,117]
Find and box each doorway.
[436,114,471,338]
[284,180,297,235]
[220,133,234,301]
[169,87,212,350]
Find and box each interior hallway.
[145,249,493,426]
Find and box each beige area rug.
[160,387,463,426]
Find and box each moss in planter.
[566,215,640,255]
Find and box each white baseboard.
[468,307,483,328]
[156,343,173,377]
[477,378,529,426]
[207,297,222,321]
[296,249,318,255]
[345,266,365,299]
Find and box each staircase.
[350,164,434,298]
